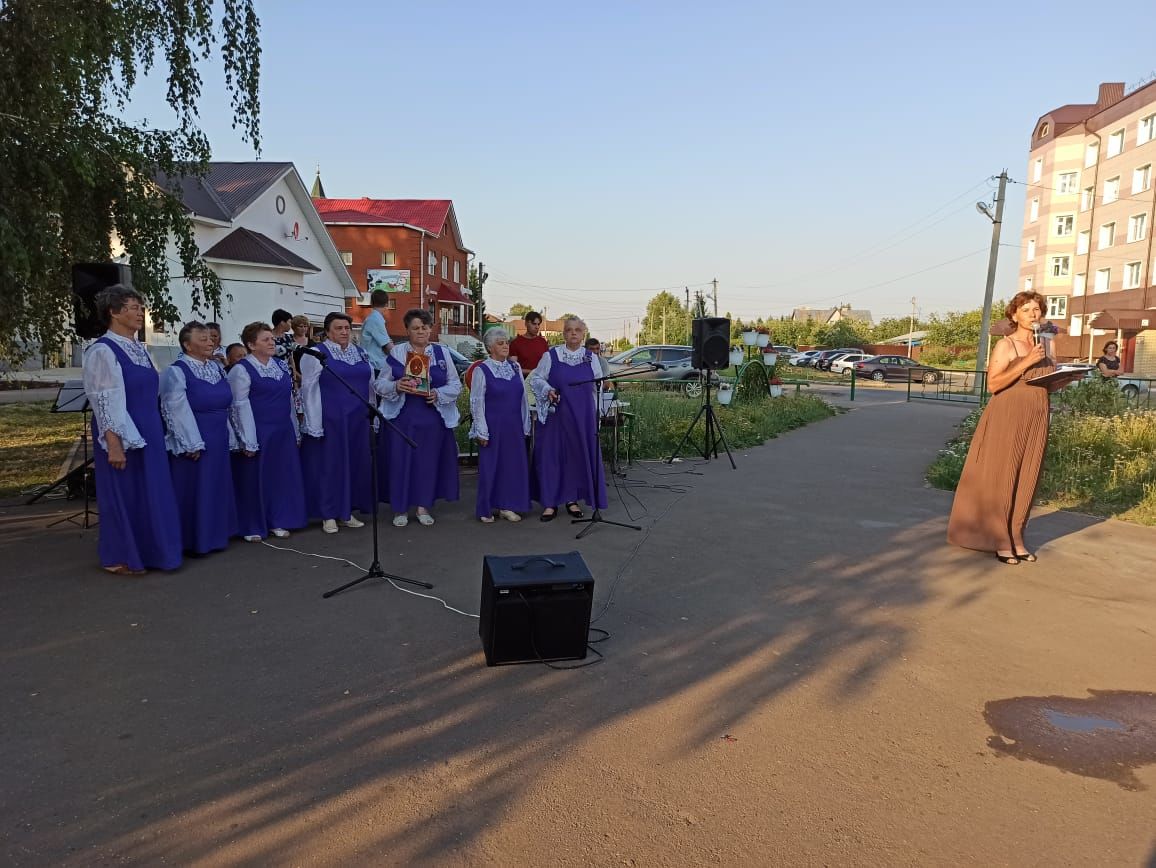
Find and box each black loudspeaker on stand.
[667,318,736,469]
[479,552,594,665]
[73,263,133,340]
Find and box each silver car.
[607,345,712,396]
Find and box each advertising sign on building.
[367,269,411,294]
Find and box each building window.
[1103,176,1120,203]
[1073,273,1086,296]
[1029,198,1040,222]
[340,251,353,266]
[1124,261,1143,289]
[427,250,436,275]
[1033,158,1043,182]
[1076,230,1090,255]
[1107,128,1125,158]
[1140,114,1155,146]
[441,256,448,279]
[1047,296,1067,318]
[1081,186,1095,211]
[381,251,396,267]
[1133,164,1152,194]
[1025,276,1034,291]
[1026,238,1036,261]
[1070,314,1083,337]
[1128,213,1148,243]
[1057,172,1078,194]
[1085,141,1099,168]
[1099,222,1116,249]
[453,260,460,284]
[1050,255,1071,277]
[1053,214,1074,236]
[1094,267,1111,293]
[1039,122,1050,138]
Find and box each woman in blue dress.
[469,328,531,522]
[374,308,461,527]
[160,321,238,554]
[229,322,308,542]
[528,316,608,521]
[81,285,182,575]
[298,312,374,534]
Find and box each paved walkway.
[1,396,1153,865]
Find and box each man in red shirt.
[509,310,549,376]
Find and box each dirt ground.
[2,395,1153,866]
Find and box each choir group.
[82,286,609,575]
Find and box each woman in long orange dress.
[946,291,1082,564]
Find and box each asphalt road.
[1,396,1153,866]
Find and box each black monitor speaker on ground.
[691,316,731,370]
[480,552,594,666]
[72,262,133,339]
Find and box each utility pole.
[908,296,917,358]
[685,287,690,315]
[976,171,1007,381]
[662,308,667,344]
[712,278,719,316]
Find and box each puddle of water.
[984,690,1156,791]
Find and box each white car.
[831,353,871,375]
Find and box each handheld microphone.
[1031,323,1041,346]
[293,345,327,364]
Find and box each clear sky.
[123,0,1155,338]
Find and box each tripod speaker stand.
[665,370,736,469]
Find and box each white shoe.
[479,515,496,523]
[322,519,338,534]
[341,517,365,528]
[392,514,409,527]
[499,510,522,522]
[243,535,262,543]
[417,512,435,526]
[270,528,290,538]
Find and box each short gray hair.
[483,328,509,350]
[95,284,144,327]
[563,315,586,332]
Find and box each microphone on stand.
[293,345,327,365]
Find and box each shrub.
[1051,377,1130,417]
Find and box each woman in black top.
[1097,341,1121,378]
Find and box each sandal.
[479,515,495,523]
[104,564,148,576]
[540,509,557,522]
[565,502,584,519]
[995,553,1020,565]
[1014,551,1037,562]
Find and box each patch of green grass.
[0,401,83,498]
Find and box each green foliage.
[920,346,961,367]
[638,291,691,346]
[0,0,263,365]
[507,302,535,318]
[924,301,1006,350]
[0,400,89,498]
[812,318,870,349]
[467,264,485,328]
[871,316,925,342]
[1051,377,1130,416]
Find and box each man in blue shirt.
[361,290,393,373]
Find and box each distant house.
[312,181,476,350]
[147,161,358,363]
[791,304,874,326]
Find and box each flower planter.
[756,333,771,348]
[769,385,783,398]
[717,384,734,405]
[741,330,758,346]
[729,348,745,366]
[762,352,778,367]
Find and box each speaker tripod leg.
[665,400,707,464]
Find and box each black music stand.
[315,357,434,599]
[565,365,657,539]
[28,381,99,528]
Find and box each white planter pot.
[762,353,778,367]
[756,334,771,348]
[769,385,783,398]
[729,349,744,366]
[717,386,734,405]
[741,330,758,346]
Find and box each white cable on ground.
[259,541,479,619]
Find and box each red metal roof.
[313,198,452,235]
[436,282,472,306]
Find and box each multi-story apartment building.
[1021,80,1156,373]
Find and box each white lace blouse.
[298,340,370,438]
[158,354,227,454]
[468,358,531,441]
[82,332,153,451]
[527,345,601,424]
[227,356,298,452]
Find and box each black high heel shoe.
[1014,550,1037,562]
[565,502,584,519]
[996,553,1020,565]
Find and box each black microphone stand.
[564,364,660,539]
[304,353,434,599]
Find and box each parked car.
[770,344,796,355]
[607,344,714,396]
[830,353,871,375]
[441,344,473,376]
[789,350,822,367]
[854,354,942,383]
[814,348,862,371]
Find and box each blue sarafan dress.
[83,333,183,571]
[469,358,531,518]
[229,355,308,539]
[160,355,239,554]
[529,345,608,510]
[298,340,374,521]
[374,342,461,512]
